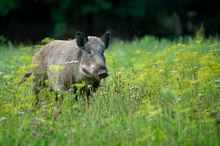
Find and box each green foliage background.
[0,36,220,145]
[0,0,220,41]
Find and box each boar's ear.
[101,31,111,49]
[76,31,88,49]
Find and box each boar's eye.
[88,50,92,54]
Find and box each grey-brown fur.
[31,31,110,97]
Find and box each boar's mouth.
[82,67,99,80]
[82,67,108,80]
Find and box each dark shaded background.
[0,0,220,43]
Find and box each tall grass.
[0,36,220,146]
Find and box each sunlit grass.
[0,36,220,145]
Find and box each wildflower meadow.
[0,36,220,146]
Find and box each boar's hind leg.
[32,72,48,96]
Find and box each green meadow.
[0,36,220,146]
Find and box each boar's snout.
[98,69,108,79]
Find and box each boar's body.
[32,40,81,91]
[31,31,110,96]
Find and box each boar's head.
[76,31,110,82]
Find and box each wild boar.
[28,31,110,99]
